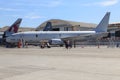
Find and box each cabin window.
[36,34,38,38]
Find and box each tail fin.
[3,18,22,38]
[43,22,52,31]
[94,12,110,32]
[7,18,22,33]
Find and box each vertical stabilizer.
[95,12,110,32]
[43,22,52,31]
[3,18,22,38]
[7,18,22,33]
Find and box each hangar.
[36,19,97,31]
[108,23,120,37]
[36,19,120,38]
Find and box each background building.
[36,19,120,38]
[0,26,35,32]
[36,19,97,31]
[0,19,120,38]
[108,23,120,37]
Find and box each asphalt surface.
[0,46,120,80]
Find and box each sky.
[0,0,120,28]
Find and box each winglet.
[95,12,110,32]
[43,22,52,31]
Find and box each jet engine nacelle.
[49,39,64,46]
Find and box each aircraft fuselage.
[6,31,96,43]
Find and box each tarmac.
[0,46,120,80]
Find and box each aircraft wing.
[61,32,108,41]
